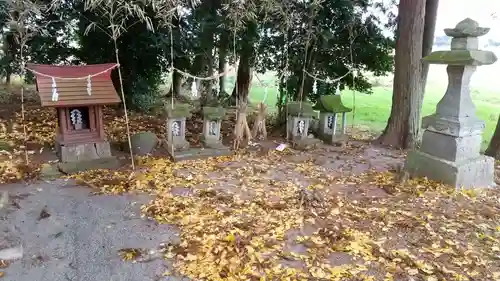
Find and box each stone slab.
[319,133,348,145]
[405,150,495,189]
[58,157,122,174]
[292,138,322,151]
[130,131,158,156]
[168,147,232,162]
[40,163,63,179]
[164,140,190,151]
[201,139,227,149]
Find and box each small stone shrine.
[314,95,352,144]
[287,101,321,149]
[27,63,121,173]
[201,106,230,153]
[406,18,497,189]
[164,103,231,161]
[165,103,193,159]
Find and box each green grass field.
[245,65,500,149]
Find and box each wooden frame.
[56,105,106,145]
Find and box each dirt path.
[0,180,184,281]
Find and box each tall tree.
[376,0,426,149]
[421,0,439,86]
[76,1,164,111]
[486,115,500,160]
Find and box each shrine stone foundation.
[56,142,112,163]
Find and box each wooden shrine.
[27,63,121,169]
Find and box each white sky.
[437,0,500,38]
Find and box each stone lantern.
[405,18,497,188]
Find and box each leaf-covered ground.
[2,104,500,280]
[72,145,500,281]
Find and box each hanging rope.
[27,64,119,102]
[87,75,92,96]
[26,63,119,80]
[303,68,352,84]
[51,77,58,102]
[172,66,236,81]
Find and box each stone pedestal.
[406,151,494,189]
[405,18,497,189]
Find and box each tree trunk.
[486,115,500,159]
[294,43,315,101]
[2,33,14,85]
[172,64,182,98]
[202,34,214,101]
[376,0,426,149]
[231,50,253,105]
[421,0,440,87]
[231,41,253,150]
[218,31,228,95]
[230,22,257,104]
[169,17,182,98]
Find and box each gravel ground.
[0,179,185,281]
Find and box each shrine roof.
[26,63,122,107]
[314,95,352,113]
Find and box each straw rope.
[303,68,352,84]
[172,66,236,81]
[25,63,119,80]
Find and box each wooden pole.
[20,41,28,164]
[114,40,135,170]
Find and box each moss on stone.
[165,103,193,118]
[423,50,497,65]
[314,95,352,113]
[202,106,226,120]
[287,102,316,117]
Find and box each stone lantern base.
[406,150,495,189]
[406,115,496,189]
